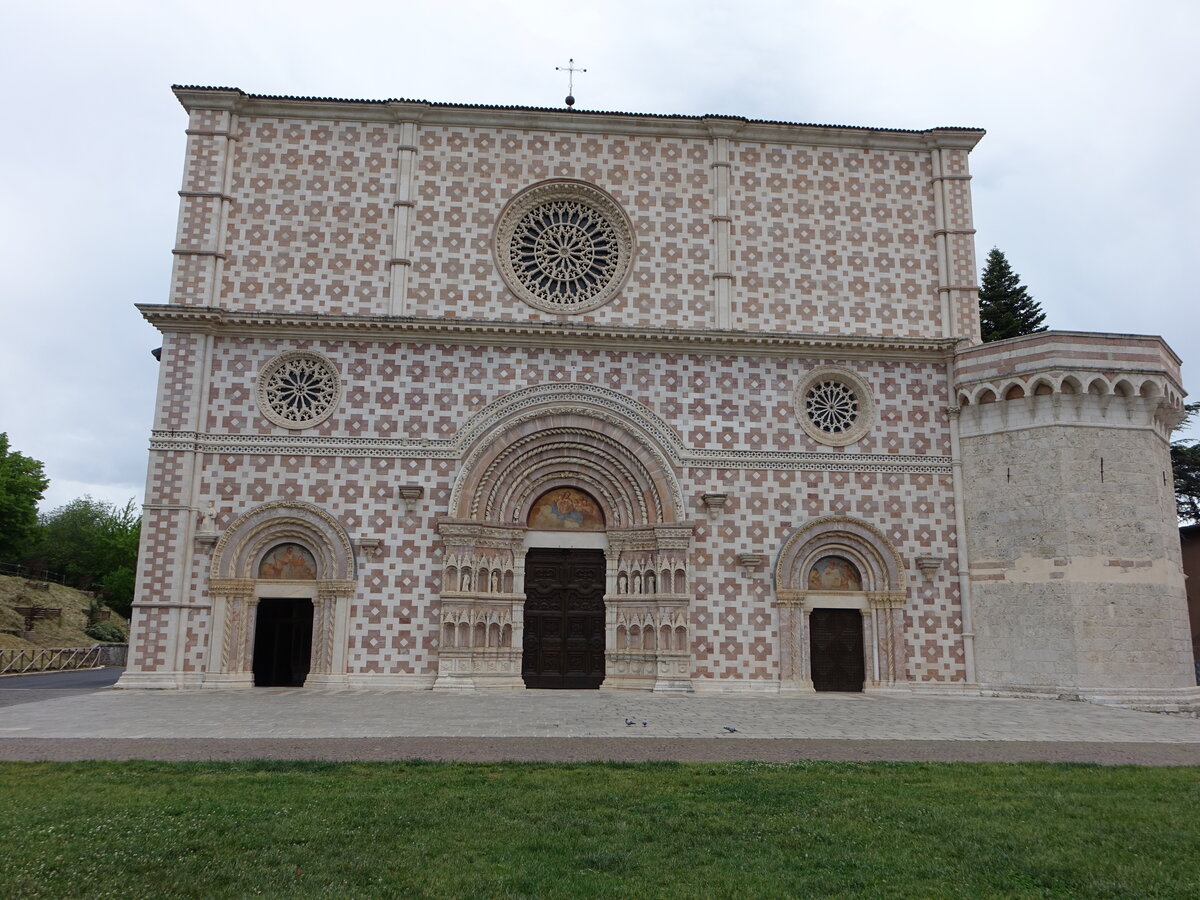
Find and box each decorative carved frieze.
[209,578,256,599]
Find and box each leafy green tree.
[0,433,49,561]
[32,497,141,616]
[978,248,1048,342]
[1172,402,1200,524]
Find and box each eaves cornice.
[171,86,984,152]
[136,305,960,361]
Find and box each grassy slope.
[0,574,127,650]
[1,760,1198,898]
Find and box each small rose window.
[793,367,876,446]
[256,350,341,429]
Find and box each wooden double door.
[522,548,606,689]
[809,608,865,692]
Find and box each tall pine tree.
[978,248,1047,342]
[1172,402,1200,524]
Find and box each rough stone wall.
[963,405,1193,692]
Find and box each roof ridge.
[169,85,984,134]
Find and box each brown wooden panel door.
[809,608,865,692]
[522,548,606,689]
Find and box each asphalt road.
[0,667,123,708]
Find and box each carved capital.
[867,590,906,609]
[317,580,358,601]
[209,577,256,599]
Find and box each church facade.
[118,86,1198,706]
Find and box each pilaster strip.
[389,118,420,315]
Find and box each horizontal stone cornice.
[136,305,959,362]
[148,429,952,475]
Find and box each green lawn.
[1,760,1196,898]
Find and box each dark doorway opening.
[522,548,606,689]
[809,608,865,692]
[253,598,314,687]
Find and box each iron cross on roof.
[556,58,586,107]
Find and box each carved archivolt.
[210,500,356,582]
[450,395,686,527]
[774,515,906,608]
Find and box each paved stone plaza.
[2,680,1199,763]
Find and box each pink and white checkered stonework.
[118,86,1199,708]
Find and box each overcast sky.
[2,0,1197,512]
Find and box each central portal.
[522,548,606,689]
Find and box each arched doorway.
[774,517,907,693]
[252,543,317,687]
[206,500,357,689]
[435,384,693,692]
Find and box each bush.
[84,622,127,643]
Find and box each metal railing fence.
[0,644,127,676]
[0,561,71,585]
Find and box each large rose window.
[495,181,634,313]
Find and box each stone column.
[306,582,355,687]
[863,609,876,686]
[799,608,815,691]
[204,578,256,688]
[777,599,815,694]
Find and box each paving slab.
[1,687,1199,758]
